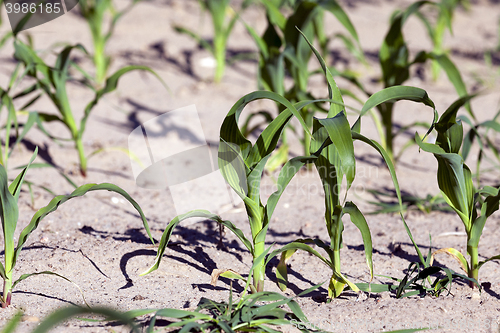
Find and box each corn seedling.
[78,0,141,85]
[263,33,438,299]
[415,96,500,287]
[13,40,165,176]
[175,0,253,83]
[0,148,154,307]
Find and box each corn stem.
[468,245,479,288]
[253,241,265,292]
[2,274,12,308]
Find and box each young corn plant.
[415,96,500,287]
[174,0,253,83]
[78,0,141,85]
[13,40,164,176]
[139,88,319,293]
[0,148,154,307]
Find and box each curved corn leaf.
[360,86,435,117]
[352,131,427,265]
[13,183,153,270]
[297,28,344,117]
[140,210,252,276]
[32,307,139,333]
[264,155,317,226]
[12,271,89,308]
[0,164,20,276]
[478,254,500,270]
[343,202,373,280]
[431,248,469,273]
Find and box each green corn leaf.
[13,183,153,270]
[431,247,469,273]
[12,271,89,308]
[0,164,20,275]
[352,131,427,266]
[31,307,139,333]
[434,95,476,154]
[343,202,373,279]
[260,0,286,30]
[360,86,435,118]
[220,91,311,167]
[478,254,500,270]
[276,249,296,291]
[174,26,214,54]
[141,210,252,276]
[317,112,355,191]
[265,155,317,224]
[415,134,473,228]
[8,148,37,201]
[427,53,473,119]
[318,0,359,44]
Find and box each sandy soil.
[0,0,499,332]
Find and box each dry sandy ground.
[0,0,499,332]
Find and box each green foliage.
[0,148,153,307]
[416,96,500,285]
[13,39,165,176]
[360,262,479,298]
[78,0,142,85]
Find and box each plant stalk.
[2,275,12,308]
[214,35,226,83]
[76,137,87,177]
[468,245,479,288]
[253,241,265,292]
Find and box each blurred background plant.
[78,0,142,86]
[12,39,165,177]
[174,0,254,83]
[244,0,362,170]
